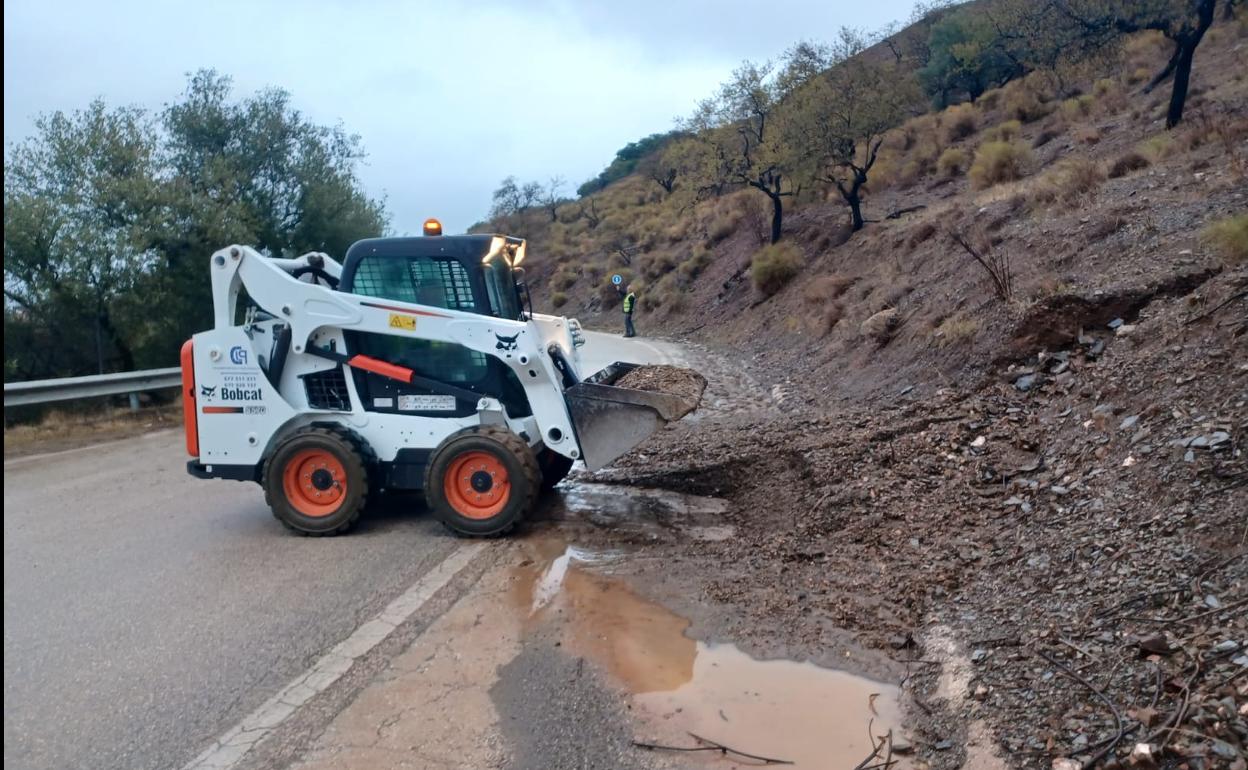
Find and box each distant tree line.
[486,0,1235,243]
[4,70,387,382]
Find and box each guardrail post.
[128,392,140,411]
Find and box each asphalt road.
[2,330,674,770]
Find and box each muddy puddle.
[535,481,734,542]
[513,542,904,768]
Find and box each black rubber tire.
[537,448,575,492]
[262,425,370,536]
[424,425,540,537]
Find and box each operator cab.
[339,232,528,322]
[336,231,534,421]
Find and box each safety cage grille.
[352,256,477,312]
[303,367,352,411]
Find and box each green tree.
[785,30,922,231]
[995,0,1225,127]
[4,101,163,375]
[920,10,1022,105]
[4,70,388,381]
[683,61,795,244]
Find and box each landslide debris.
[616,365,707,418]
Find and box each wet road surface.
[2,331,677,770]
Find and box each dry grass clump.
[751,242,804,296]
[944,103,979,142]
[969,141,1033,189]
[803,273,856,303]
[1203,214,1248,265]
[1030,158,1106,206]
[934,314,979,347]
[550,291,569,308]
[1107,151,1151,178]
[937,147,971,177]
[984,119,1022,143]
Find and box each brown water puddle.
[513,541,904,768]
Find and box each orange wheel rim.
[282,449,348,517]
[443,451,511,520]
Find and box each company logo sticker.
[495,332,519,351]
[229,346,248,365]
[200,384,217,398]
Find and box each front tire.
[424,426,539,537]
[262,426,369,536]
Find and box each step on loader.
[180,224,702,536]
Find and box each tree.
[4,101,162,375]
[541,176,566,221]
[785,29,922,231]
[4,70,387,381]
[995,0,1225,127]
[576,131,684,196]
[920,9,1023,105]
[682,61,795,244]
[637,151,678,194]
[490,176,523,219]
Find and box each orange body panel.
[180,339,198,457]
[348,354,414,383]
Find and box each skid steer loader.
[181,223,698,536]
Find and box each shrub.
[984,119,1022,143]
[751,242,804,296]
[551,268,578,291]
[935,314,978,347]
[1203,214,1248,265]
[978,88,1003,111]
[803,273,855,303]
[1032,127,1063,148]
[1031,158,1106,205]
[677,246,712,282]
[1004,86,1050,123]
[1139,134,1176,162]
[1059,94,1095,122]
[938,147,971,177]
[969,141,1033,189]
[1074,126,1102,145]
[1107,151,1150,178]
[944,103,979,142]
[706,210,741,243]
[550,291,569,308]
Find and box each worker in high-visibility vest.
[621,284,637,338]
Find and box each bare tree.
[577,197,601,230]
[542,175,565,222]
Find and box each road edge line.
[181,541,490,770]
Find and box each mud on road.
[539,270,1246,770]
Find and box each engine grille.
[304,367,351,411]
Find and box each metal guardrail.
[3,368,182,408]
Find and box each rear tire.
[424,426,539,537]
[537,449,575,492]
[262,426,369,536]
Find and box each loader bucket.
[563,362,703,471]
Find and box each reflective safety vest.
[622,292,636,313]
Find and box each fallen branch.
[631,733,795,765]
[1185,290,1247,325]
[885,205,927,220]
[1035,649,1125,768]
[1124,596,1248,625]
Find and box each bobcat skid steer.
[180,224,698,536]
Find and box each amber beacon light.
[422,218,443,236]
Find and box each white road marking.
[181,542,491,770]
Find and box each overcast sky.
[4,0,918,236]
